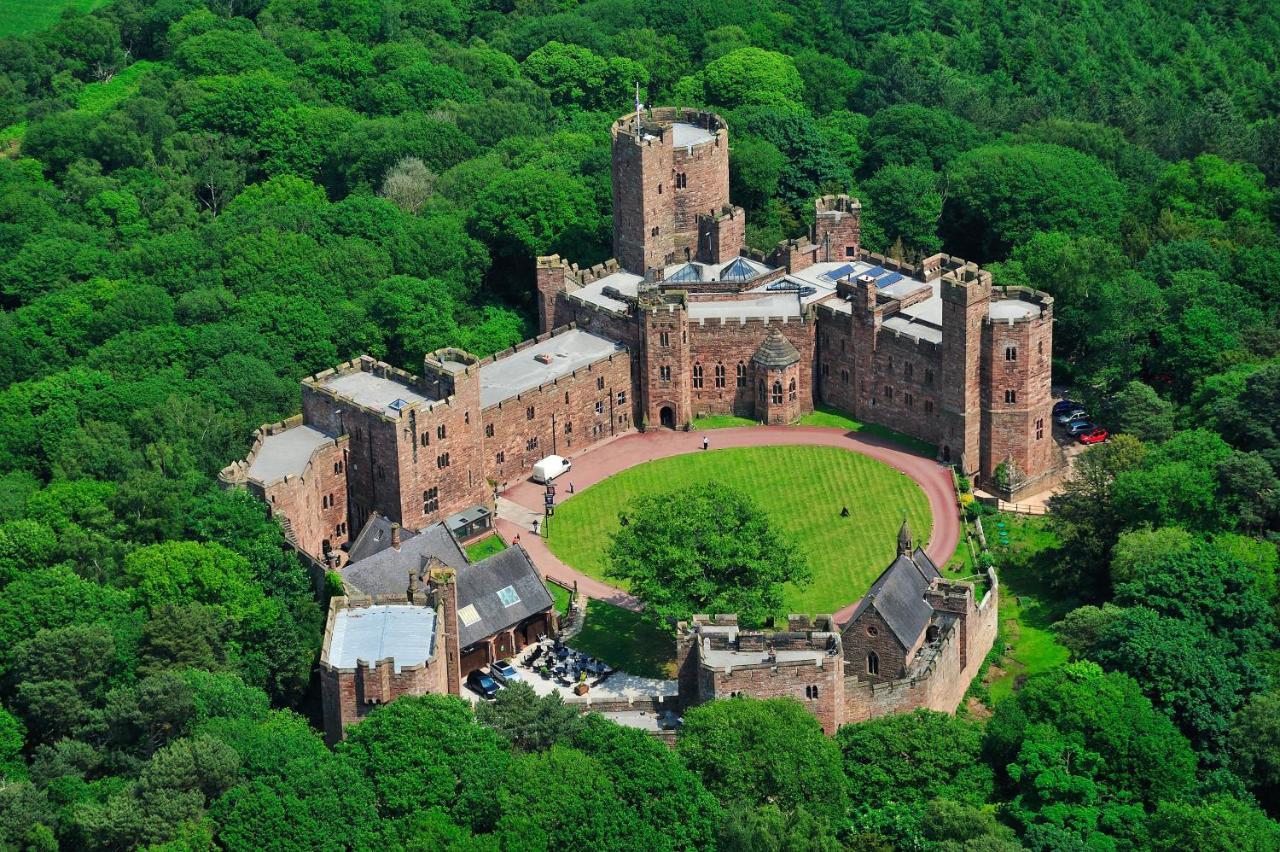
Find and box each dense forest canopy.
[0,0,1278,848]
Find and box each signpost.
[543,484,555,532]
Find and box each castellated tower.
[939,263,992,474]
[397,349,488,530]
[980,289,1055,491]
[611,108,730,273]
[638,288,692,429]
[813,195,862,262]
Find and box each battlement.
[680,614,841,674]
[536,254,624,289]
[815,194,861,216]
[986,286,1054,325]
[319,593,443,676]
[612,107,727,150]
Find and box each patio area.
[460,636,678,709]
[510,637,679,704]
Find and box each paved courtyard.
[461,639,677,706]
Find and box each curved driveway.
[496,426,961,624]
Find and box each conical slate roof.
[751,329,801,368]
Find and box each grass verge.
[984,513,1071,704]
[548,582,571,617]
[545,445,932,614]
[690,414,757,429]
[798,404,939,457]
[464,533,507,562]
[571,601,675,679]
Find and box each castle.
[313,518,995,741]
[222,105,1056,573]
[676,519,998,734]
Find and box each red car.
[1078,427,1108,445]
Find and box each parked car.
[531,454,571,484]
[1052,399,1081,416]
[1066,419,1096,435]
[1055,408,1088,425]
[466,669,500,700]
[1078,427,1108,445]
[490,659,520,684]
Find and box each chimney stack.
[391,523,401,550]
[407,571,418,604]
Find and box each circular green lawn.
[544,445,932,614]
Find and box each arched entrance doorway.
[659,406,675,429]
[941,445,951,463]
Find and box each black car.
[466,669,500,700]
[1053,399,1081,417]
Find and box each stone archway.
[659,405,675,429]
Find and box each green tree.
[338,695,510,831]
[985,662,1197,807]
[943,143,1126,260]
[474,680,581,751]
[702,47,805,108]
[606,482,809,626]
[1106,380,1175,442]
[1045,434,1147,597]
[1232,690,1280,814]
[1148,796,1280,851]
[860,163,943,256]
[837,709,993,809]
[677,697,848,827]
[570,713,723,850]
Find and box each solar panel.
[862,266,886,278]
[822,263,855,281]
[878,272,904,287]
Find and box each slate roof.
[346,513,419,564]
[752,328,801,368]
[341,521,469,595]
[846,546,941,649]
[456,546,555,649]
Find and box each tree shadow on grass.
[571,602,676,680]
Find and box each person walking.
[702,435,709,451]
[567,481,575,495]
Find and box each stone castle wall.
[842,571,998,724]
[319,593,451,744]
[480,329,635,488]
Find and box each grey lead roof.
[847,547,942,649]
[341,521,469,595]
[328,605,436,672]
[456,546,554,649]
[479,329,624,408]
[247,425,332,483]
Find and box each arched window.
[692,363,704,389]
[714,363,726,388]
[772,380,783,405]
[736,361,746,387]
[788,377,796,401]
[867,652,879,676]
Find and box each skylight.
[458,604,481,626]
[496,585,520,607]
